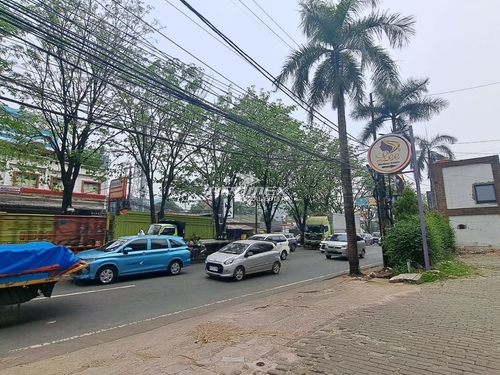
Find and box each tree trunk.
[337,95,360,275]
[147,181,156,224]
[61,166,76,213]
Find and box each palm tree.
[352,78,449,142]
[415,134,457,181]
[275,0,415,275]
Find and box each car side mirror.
[122,247,132,255]
[246,251,254,257]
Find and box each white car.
[320,233,366,259]
[247,234,290,260]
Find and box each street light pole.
[254,199,258,234]
[370,93,389,268]
[409,125,430,270]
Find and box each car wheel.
[97,266,117,284]
[359,249,366,258]
[271,261,281,274]
[168,260,182,275]
[233,266,245,281]
[280,250,287,260]
[291,244,296,252]
[326,255,331,259]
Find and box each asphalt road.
[0,245,382,361]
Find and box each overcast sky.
[145,0,500,191]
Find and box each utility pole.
[127,165,132,209]
[370,93,389,268]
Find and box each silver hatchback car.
[205,240,281,281]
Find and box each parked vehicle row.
[71,231,373,285]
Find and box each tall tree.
[230,88,301,233]
[352,77,449,142]
[275,0,415,275]
[415,133,457,181]
[111,59,206,223]
[1,0,154,212]
[179,92,250,237]
[283,125,336,241]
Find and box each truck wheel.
[326,255,331,259]
[359,249,366,259]
[97,266,117,284]
[271,261,281,274]
[233,266,245,281]
[168,260,182,275]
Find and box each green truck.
[304,213,360,249]
[304,215,332,249]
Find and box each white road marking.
[31,285,136,301]
[10,262,380,353]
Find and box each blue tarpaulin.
[0,242,81,278]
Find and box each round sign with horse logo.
[368,134,412,174]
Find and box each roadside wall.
[110,212,215,239]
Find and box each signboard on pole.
[368,134,412,174]
[109,177,128,201]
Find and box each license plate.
[209,266,218,271]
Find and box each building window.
[51,177,64,192]
[13,171,39,188]
[82,181,101,194]
[474,183,497,203]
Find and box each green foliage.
[353,78,449,143]
[392,188,419,222]
[384,212,455,270]
[417,260,470,284]
[426,211,455,251]
[415,134,457,181]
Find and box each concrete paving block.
[389,273,422,283]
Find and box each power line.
[179,0,369,148]
[0,0,373,172]
[235,0,295,50]
[251,0,300,48]
[0,0,310,156]
[428,81,500,96]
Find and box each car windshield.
[372,232,380,237]
[95,238,128,252]
[248,235,266,241]
[305,225,323,233]
[328,234,347,242]
[219,242,249,254]
[148,225,161,235]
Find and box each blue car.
[71,235,191,284]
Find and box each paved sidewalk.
[1,252,500,375]
[280,253,500,375]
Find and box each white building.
[429,155,500,251]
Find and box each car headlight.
[224,258,235,265]
[341,245,347,250]
[81,257,96,262]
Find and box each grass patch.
[417,260,471,284]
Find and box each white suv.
[247,234,290,260]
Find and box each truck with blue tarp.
[0,242,87,305]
